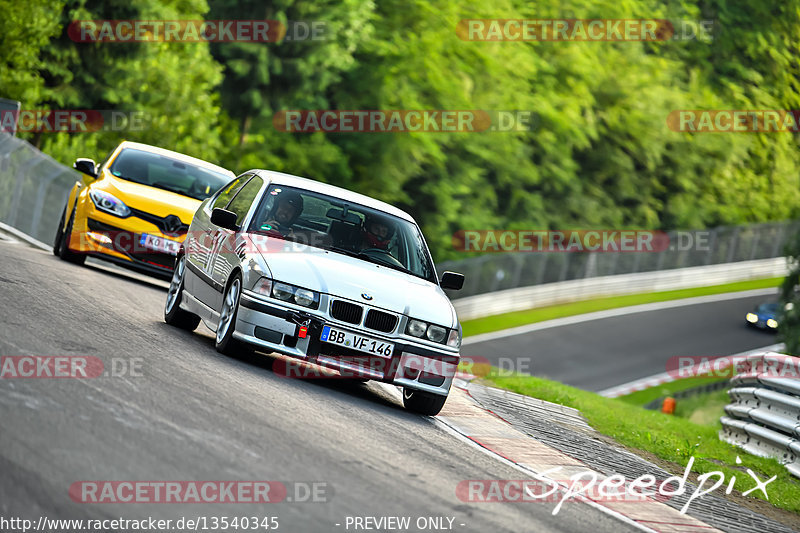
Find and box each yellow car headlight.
[89,189,131,217]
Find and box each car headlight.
[273,282,294,301]
[745,313,758,323]
[294,288,317,308]
[407,319,427,338]
[405,318,455,346]
[447,328,461,348]
[426,325,447,343]
[253,277,273,297]
[89,189,131,217]
[271,281,319,309]
[767,318,778,329]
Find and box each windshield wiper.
[329,247,413,275]
[371,259,413,276]
[329,246,361,258]
[112,173,147,185]
[151,182,187,196]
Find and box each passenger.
[358,213,394,251]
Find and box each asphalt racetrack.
[0,241,638,533]
[462,292,780,392]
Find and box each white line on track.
[0,221,50,250]
[462,288,779,346]
[596,342,785,398]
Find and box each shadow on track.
[155,321,413,418]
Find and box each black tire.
[215,273,250,356]
[53,206,66,256]
[164,255,201,331]
[56,205,86,265]
[402,389,448,416]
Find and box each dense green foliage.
[2,0,800,260]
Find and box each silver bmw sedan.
[164,169,465,415]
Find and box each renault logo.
[361,293,373,301]
[163,215,183,234]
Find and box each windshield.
[108,148,231,200]
[756,303,779,314]
[248,185,437,283]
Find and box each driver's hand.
[265,220,294,237]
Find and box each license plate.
[320,326,394,357]
[140,233,181,255]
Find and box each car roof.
[250,169,416,223]
[117,141,235,178]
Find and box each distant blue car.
[745,302,780,330]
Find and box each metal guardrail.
[453,257,786,320]
[719,353,800,479]
[0,132,79,246]
[441,222,800,299]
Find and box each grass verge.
[617,375,730,407]
[462,277,782,337]
[481,372,800,515]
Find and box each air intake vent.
[364,309,398,333]
[330,300,363,324]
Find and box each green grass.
[462,277,782,337]
[618,376,730,407]
[674,389,732,426]
[482,372,800,514]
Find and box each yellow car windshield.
[109,148,230,200]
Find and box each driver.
[359,213,394,251]
[262,192,304,236]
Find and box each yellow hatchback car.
[53,141,235,278]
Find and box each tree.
[0,0,65,114]
[37,0,228,166]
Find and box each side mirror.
[440,271,465,291]
[73,158,97,178]
[211,208,239,231]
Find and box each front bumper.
[69,199,186,277]
[232,292,459,396]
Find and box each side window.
[212,174,251,210]
[226,176,264,225]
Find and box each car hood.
[97,174,201,222]
[248,236,456,327]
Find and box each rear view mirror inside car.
[326,207,361,225]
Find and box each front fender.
[62,181,83,224]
